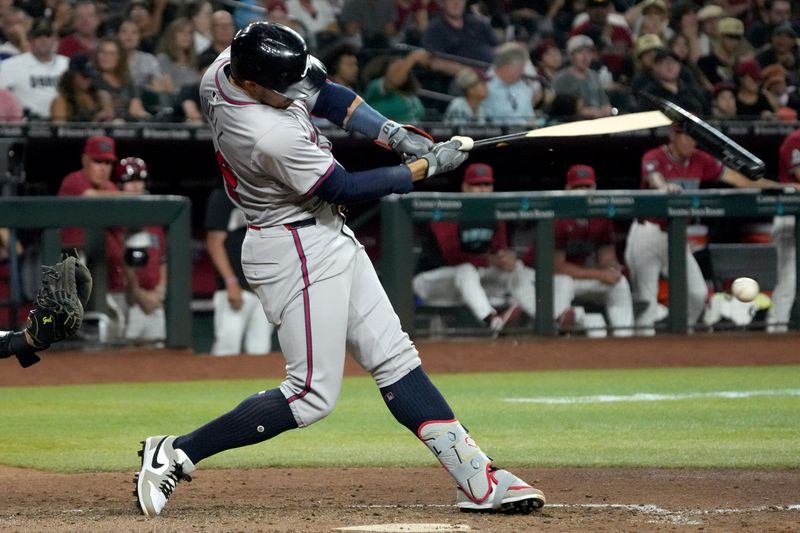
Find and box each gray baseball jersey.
[200,48,420,426]
[201,48,335,227]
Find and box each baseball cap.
[566,165,596,189]
[83,136,117,162]
[455,68,488,91]
[586,0,609,8]
[69,53,96,78]
[697,4,724,22]
[719,17,744,37]
[735,59,762,81]
[116,157,148,183]
[772,21,797,38]
[567,35,595,55]
[463,163,494,185]
[653,47,680,62]
[636,34,664,57]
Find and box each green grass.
[0,365,798,472]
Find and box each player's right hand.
[379,121,434,157]
[421,139,469,178]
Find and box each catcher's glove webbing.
[25,256,93,351]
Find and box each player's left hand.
[25,256,92,351]
[379,121,434,157]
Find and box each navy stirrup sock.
[173,388,298,464]
[380,366,455,434]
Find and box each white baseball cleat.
[134,435,195,516]
[456,467,545,513]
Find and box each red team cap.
[84,136,117,162]
[463,163,494,185]
[566,164,596,189]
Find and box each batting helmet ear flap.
[230,21,327,100]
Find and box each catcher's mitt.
[25,256,93,350]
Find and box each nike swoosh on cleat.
[151,437,168,469]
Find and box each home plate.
[336,524,471,532]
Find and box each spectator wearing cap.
[51,53,115,122]
[443,68,488,125]
[57,0,101,58]
[711,81,737,119]
[697,17,747,88]
[625,0,671,41]
[569,0,633,79]
[747,0,796,50]
[734,59,777,119]
[638,47,710,115]
[112,157,168,343]
[630,33,664,94]
[421,0,499,78]
[695,3,723,57]
[413,163,565,337]
[0,20,68,119]
[552,35,612,119]
[761,63,800,115]
[755,22,800,87]
[550,164,634,338]
[482,42,538,126]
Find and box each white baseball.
[451,135,474,151]
[731,277,759,302]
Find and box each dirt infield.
[2,333,799,532]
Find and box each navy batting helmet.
[230,22,327,100]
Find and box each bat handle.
[450,135,475,152]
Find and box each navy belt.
[248,217,316,231]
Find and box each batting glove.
[377,121,434,157]
[421,139,469,178]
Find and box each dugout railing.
[381,189,800,336]
[0,196,192,348]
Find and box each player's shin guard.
[418,419,494,503]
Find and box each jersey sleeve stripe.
[304,160,336,198]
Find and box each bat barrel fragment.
[639,92,766,180]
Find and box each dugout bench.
[0,196,192,348]
[381,189,800,336]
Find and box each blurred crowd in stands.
[0,0,797,124]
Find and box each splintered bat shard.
[453,111,673,152]
[638,92,766,180]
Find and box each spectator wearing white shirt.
[0,20,68,119]
[482,42,537,126]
